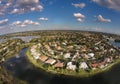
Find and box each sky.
[0,0,120,35]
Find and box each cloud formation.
[72,3,86,8]
[39,17,48,21]
[97,15,111,22]
[11,19,40,27]
[92,0,120,11]
[73,13,85,22]
[0,0,43,15]
[0,19,9,25]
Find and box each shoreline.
[26,47,120,77]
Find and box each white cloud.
[14,0,43,13]
[73,13,85,22]
[92,0,120,11]
[36,5,43,11]
[30,7,36,11]
[11,8,22,14]
[72,3,86,8]
[17,0,39,5]
[77,18,84,22]
[33,22,40,25]
[39,17,48,21]
[73,13,85,18]
[0,19,8,25]
[24,20,33,25]
[12,21,22,25]
[0,0,43,15]
[97,15,111,22]
[19,24,26,27]
[11,19,40,27]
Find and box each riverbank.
[26,47,120,77]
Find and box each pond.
[109,40,120,48]
[3,48,120,84]
[0,38,7,43]
[12,36,40,42]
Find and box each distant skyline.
[0,0,120,35]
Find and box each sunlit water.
[12,36,40,42]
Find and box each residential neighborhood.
[1,31,120,77]
[0,39,25,64]
[27,31,120,75]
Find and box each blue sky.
[0,0,120,35]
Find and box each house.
[82,54,89,59]
[67,62,72,66]
[79,62,88,70]
[80,48,87,52]
[49,50,54,55]
[45,44,50,50]
[3,47,7,50]
[104,56,113,63]
[39,55,48,62]
[88,53,94,58]
[1,57,5,62]
[67,45,73,49]
[67,62,76,70]
[37,43,42,47]
[32,45,37,49]
[67,64,76,71]
[33,54,39,60]
[64,53,71,58]
[54,61,64,68]
[45,58,56,65]
[99,64,105,69]
[91,60,106,68]
[56,46,62,50]
[62,42,67,45]
[72,52,79,61]
[94,47,99,50]
[91,63,99,68]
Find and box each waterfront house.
[33,54,40,60]
[45,58,56,65]
[67,64,76,71]
[79,62,88,70]
[67,62,76,70]
[104,56,113,63]
[91,63,99,68]
[54,61,64,68]
[39,55,48,62]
